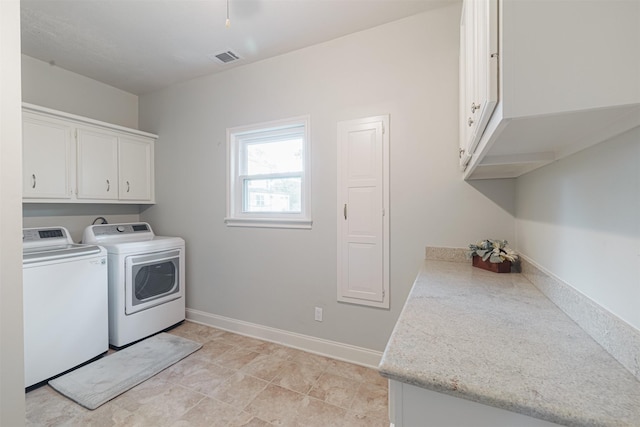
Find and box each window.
[226,116,311,228]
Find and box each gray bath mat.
[49,332,201,410]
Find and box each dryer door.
[124,249,182,314]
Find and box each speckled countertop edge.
[379,259,640,427]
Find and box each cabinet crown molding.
[22,102,158,140]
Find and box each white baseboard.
[185,308,383,369]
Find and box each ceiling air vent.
[208,50,241,65]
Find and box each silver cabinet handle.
[32,174,36,189]
[468,117,474,127]
[459,148,465,159]
[471,102,480,113]
[344,204,347,220]
[106,179,110,192]
[126,181,130,192]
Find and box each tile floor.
[25,321,389,426]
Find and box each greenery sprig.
[467,239,518,264]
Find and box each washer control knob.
[116,225,125,232]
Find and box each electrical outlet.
[314,306,323,322]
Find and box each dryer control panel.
[83,222,155,244]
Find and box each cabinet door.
[459,0,498,167]
[77,127,119,200]
[459,0,476,166]
[22,114,73,199]
[473,0,498,141]
[392,380,564,426]
[118,136,152,201]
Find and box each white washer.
[82,222,185,348]
[23,227,108,388]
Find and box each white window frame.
[225,115,312,229]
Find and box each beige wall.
[1,0,26,425]
[20,56,144,239]
[515,127,640,331]
[139,4,516,352]
[22,204,141,243]
[21,55,139,129]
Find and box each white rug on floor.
[48,332,201,410]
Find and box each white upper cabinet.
[459,0,498,167]
[22,113,74,199]
[22,103,157,204]
[118,136,152,201]
[461,0,640,179]
[77,127,119,200]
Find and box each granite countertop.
[378,260,640,427]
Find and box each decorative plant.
[467,239,518,263]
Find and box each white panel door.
[76,127,119,200]
[22,114,73,199]
[337,115,389,308]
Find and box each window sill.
[224,217,312,229]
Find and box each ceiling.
[21,0,455,95]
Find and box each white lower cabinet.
[389,380,563,427]
[22,103,156,204]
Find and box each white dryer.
[23,227,108,388]
[82,222,185,348]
